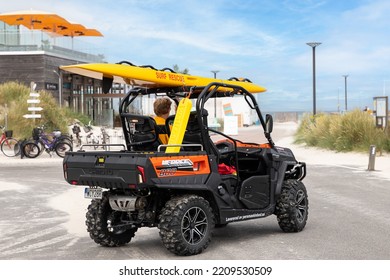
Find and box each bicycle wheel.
[22,141,40,158]
[55,141,72,158]
[58,135,73,145]
[1,137,20,157]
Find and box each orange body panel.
[215,139,271,149]
[149,154,210,178]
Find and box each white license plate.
[84,187,103,199]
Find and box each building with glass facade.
[0,22,123,126]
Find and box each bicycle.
[22,126,72,158]
[0,125,20,157]
[84,121,99,149]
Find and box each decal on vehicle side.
[225,213,266,222]
[149,155,210,178]
[158,168,177,177]
[160,159,194,171]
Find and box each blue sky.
[2,0,390,112]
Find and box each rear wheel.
[158,195,214,256]
[86,192,137,247]
[1,137,20,157]
[22,141,40,158]
[275,179,308,232]
[56,136,73,148]
[55,141,72,157]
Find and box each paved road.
[0,154,389,260]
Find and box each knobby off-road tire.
[275,179,308,232]
[86,192,137,247]
[158,195,215,256]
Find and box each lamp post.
[53,69,62,108]
[383,79,390,96]
[306,42,321,115]
[211,70,220,118]
[342,75,348,111]
[337,88,340,113]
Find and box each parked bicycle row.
[0,122,124,159]
[71,121,112,150]
[21,124,73,158]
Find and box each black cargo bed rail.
[77,144,126,151]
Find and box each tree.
[173,64,189,74]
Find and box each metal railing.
[0,29,105,62]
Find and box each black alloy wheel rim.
[181,206,208,245]
[295,189,307,223]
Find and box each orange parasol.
[0,9,71,33]
[0,9,103,37]
[51,23,103,37]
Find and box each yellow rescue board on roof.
[60,63,267,93]
[165,98,192,153]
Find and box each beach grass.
[295,110,390,153]
[0,81,89,139]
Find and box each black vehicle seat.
[165,114,175,136]
[182,110,220,159]
[121,114,161,151]
[163,110,220,160]
[182,111,205,151]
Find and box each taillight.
[63,163,67,180]
[137,166,145,183]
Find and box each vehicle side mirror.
[265,114,273,134]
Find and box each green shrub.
[62,107,91,126]
[0,81,29,104]
[0,81,90,140]
[295,110,389,153]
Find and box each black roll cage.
[118,82,275,153]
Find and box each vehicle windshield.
[205,95,267,145]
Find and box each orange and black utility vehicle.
[63,77,308,256]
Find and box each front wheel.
[1,137,20,157]
[158,195,214,256]
[275,179,309,232]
